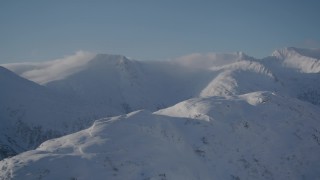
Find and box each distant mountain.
[261,47,320,105]
[44,54,215,114]
[271,47,320,73]
[5,47,320,107]
[1,92,319,179]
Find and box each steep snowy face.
[0,66,53,158]
[271,47,320,73]
[1,92,320,180]
[0,66,107,159]
[258,48,320,106]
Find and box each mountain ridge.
[1,92,319,179]
[0,47,320,179]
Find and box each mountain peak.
[93,53,127,60]
[270,47,320,73]
[87,54,131,67]
[272,47,320,60]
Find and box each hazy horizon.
[1,0,320,63]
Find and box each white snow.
[271,47,320,73]
[1,92,320,179]
[1,47,320,179]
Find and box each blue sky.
[1,0,320,63]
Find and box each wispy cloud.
[173,52,244,69]
[303,39,320,48]
[2,51,95,84]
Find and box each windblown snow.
[0,47,320,179]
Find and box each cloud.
[302,39,320,48]
[173,52,244,69]
[2,51,95,84]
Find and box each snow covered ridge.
[271,47,320,73]
[1,92,320,180]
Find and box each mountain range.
[0,47,320,179]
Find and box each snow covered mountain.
[44,54,213,114]
[4,54,217,114]
[262,47,320,105]
[0,47,320,179]
[271,47,320,73]
[0,66,107,160]
[4,47,319,108]
[0,53,214,161]
[1,92,319,180]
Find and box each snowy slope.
[271,47,320,73]
[260,47,320,105]
[199,60,280,97]
[0,53,218,160]
[0,66,107,159]
[44,54,214,114]
[1,92,319,180]
[174,48,320,105]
